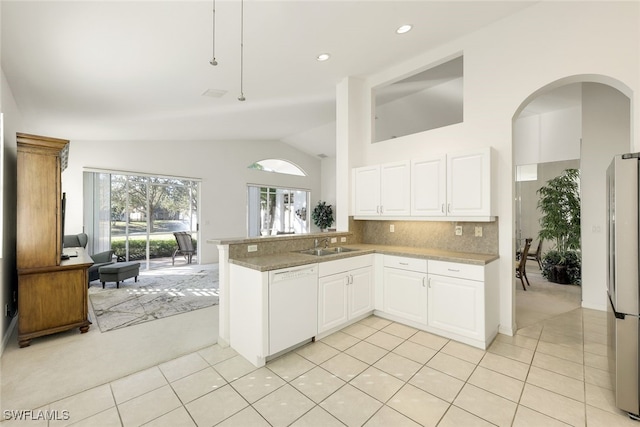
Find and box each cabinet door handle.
[441,204,445,213]
[447,268,460,272]
[345,276,350,286]
[380,205,384,214]
[399,262,409,266]
[428,277,431,288]
[422,277,426,287]
[349,274,354,284]
[447,203,451,213]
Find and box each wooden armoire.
[16,133,93,347]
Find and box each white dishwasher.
[269,264,318,355]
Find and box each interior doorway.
[512,79,632,330]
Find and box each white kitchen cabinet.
[353,165,380,216]
[426,259,499,349]
[318,255,374,334]
[383,255,428,325]
[447,148,492,217]
[427,273,483,340]
[411,148,493,218]
[353,161,410,216]
[411,156,447,216]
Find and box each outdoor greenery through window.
[84,171,200,269]
[248,185,309,237]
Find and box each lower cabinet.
[426,259,499,348]
[379,257,499,349]
[318,255,374,334]
[427,273,484,341]
[383,255,428,325]
[18,250,94,348]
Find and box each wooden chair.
[172,232,197,265]
[516,238,532,291]
[527,239,543,269]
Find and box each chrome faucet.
[314,238,329,249]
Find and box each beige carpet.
[516,264,582,329]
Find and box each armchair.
[63,233,88,248]
[88,250,115,283]
[64,233,114,284]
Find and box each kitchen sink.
[298,248,335,256]
[298,247,360,256]
[332,247,357,253]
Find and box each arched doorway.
[512,76,633,330]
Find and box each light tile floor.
[3,308,637,426]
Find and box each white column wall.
[581,83,631,310]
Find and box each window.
[247,185,309,237]
[84,171,200,269]
[248,159,306,176]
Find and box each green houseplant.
[312,201,334,231]
[537,168,581,285]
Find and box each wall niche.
[372,55,463,143]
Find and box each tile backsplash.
[351,217,498,255]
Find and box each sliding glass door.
[85,171,200,269]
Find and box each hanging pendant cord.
[209,0,218,66]
[238,0,246,101]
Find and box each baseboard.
[1,315,18,357]
[498,324,515,337]
[582,301,606,311]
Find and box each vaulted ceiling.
[1,1,536,157]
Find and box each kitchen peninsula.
[210,231,499,367]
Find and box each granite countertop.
[229,243,499,272]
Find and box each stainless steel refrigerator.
[607,153,640,420]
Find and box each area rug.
[88,264,219,332]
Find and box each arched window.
[248,159,306,176]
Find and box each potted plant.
[537,168,581,285]
[312,201,334,231]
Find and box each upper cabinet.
[447,148,492,217]
[411,155,447,216]
[355,147,494,221]
[354,160,410,217]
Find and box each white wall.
[337,1,638,334]
[1,68,22,353]
[581,83,631,310]
[62,139,321,264]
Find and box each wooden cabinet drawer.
[383,255,427,273]
[428,260,483,281]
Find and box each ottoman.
[99,262,141,289]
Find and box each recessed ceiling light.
[396,24,412,34]
[316,53,330,62]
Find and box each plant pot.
[549,265,571,285]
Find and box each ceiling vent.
[202,89,227,98]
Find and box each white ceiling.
[1,1,536,158]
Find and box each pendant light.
[209,0,218,66]
[238,0,246,101]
